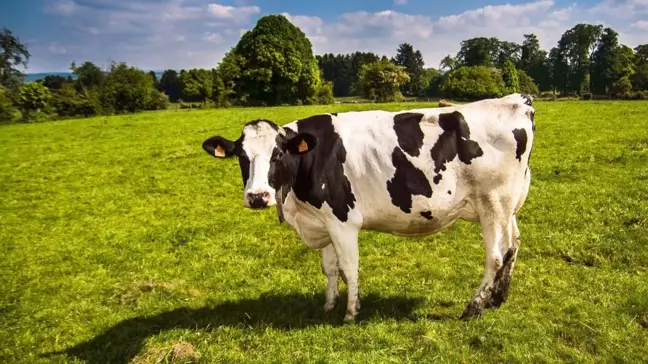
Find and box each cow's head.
[202,120,317,209]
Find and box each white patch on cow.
[240,122,280,207]
[321,183,325,190]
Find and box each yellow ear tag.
[215,145,226,157]
[298,139,309,153]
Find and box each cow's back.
[283,94,535,237]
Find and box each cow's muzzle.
[246,191,272,209]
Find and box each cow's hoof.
[343,314,356,324]
[324,301,337,313]
[460,300,484,320]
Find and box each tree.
[178,69,213,103]
[632,44,648,91]
[228,14,322,105]
[393,43,426,96]
[148,71,160,90]
[420,68,443,97]
[40,75,71,91]
[0,27,30,90]
[17,82,51,121]
[439,66,505,100]
[159,69,181,102]
[502,60,520,94]
[102,62,156,113]
[358,59,410,102]
[439,55,459,72]
[456,37,520,68]
[71,61,105,91]
[556,24,603,94]
[519,34,549,91]
[591,27,619,94]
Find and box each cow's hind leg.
[487,214,521,309]
[461,206,512,319]
[321,243,340,312]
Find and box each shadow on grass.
[48,292,449,363]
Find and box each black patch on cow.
[430,111,484,184]
[522,94,533,106]
[237,149,250,187]
[331,113,338,117]
[420,211,433,220]
[512,128,527,162]
[393,113,425,157]
[285,114,356,222]
[387,148,432,214]
[246,119,280,132]
[530,110,536,132]
[447,190,452,195]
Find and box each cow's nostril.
[263,192,271,200]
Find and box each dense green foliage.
[229,15,322,106]
[17,82,51,121]
[4,19,648,123]
[1,101,647,362]
[440,66,505,100]
[358,59,410,102]
[316,52,381,97]
[392,43,426,96]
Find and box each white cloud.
[48,42,70,54]
[631,20,648,30]
[44,0,77,16]
[281,13,327,44]
[589,0,648,19]
[204,32,224,43]
[31,0,648,72]
[394,0,408,5]
[207,3,261,24]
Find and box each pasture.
[1,100,647,363]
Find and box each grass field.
[1,100,647,363]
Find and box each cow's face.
[202,120,317,209]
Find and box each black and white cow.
[202,93,535,322]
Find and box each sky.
[2,0,648,73]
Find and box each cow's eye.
[272,151,284,161]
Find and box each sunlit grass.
[1,100,647,363]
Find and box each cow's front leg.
[461,210,511,319]
[327,223,361,324]
[321,243,339,312]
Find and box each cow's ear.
[285,133,318,155]
[202,136,237,158]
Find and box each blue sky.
[2,0,647,73]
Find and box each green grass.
[1,101,647,363]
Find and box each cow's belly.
[360,198,479,237]
[281,192,331,249]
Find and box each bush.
[17,82,52,122]
[314,81,335,105]
[102,62,156,113]
[0,86,18,123]
[517,70,539,96]
[359,60,410,102]
[52,84,102,118]
[580,92,593,100]
[146,90,169,110]
[611,76,632,98]
[439,66,504,100]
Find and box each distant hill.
[24,71,165,83]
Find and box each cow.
[201,93,535,323]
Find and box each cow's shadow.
[51,292,449,363]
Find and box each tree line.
[1,18,647,123]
